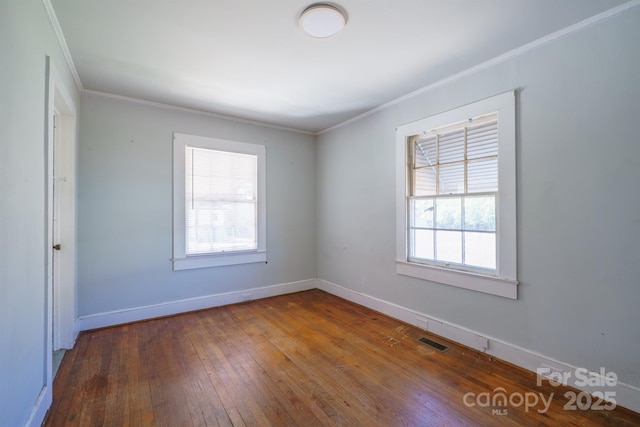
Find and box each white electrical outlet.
[415,317,428,330]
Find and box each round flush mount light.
[299,4,347,38]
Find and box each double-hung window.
[396,91,517,298]
[410,113,499,270]
[172,133,266,270]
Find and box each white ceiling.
[50,0,628,133]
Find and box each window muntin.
[408,114,498,273]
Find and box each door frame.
[46,61,78,357]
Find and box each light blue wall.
[77,96,317,316]
[317,8,640,387]
[0,1,80,425]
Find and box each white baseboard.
[24,385,51,427]
[77,279,316,331]
[316,279,640,414]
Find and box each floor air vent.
[418,337,449,352]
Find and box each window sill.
[396,260,518,299]
[173,251,267,271]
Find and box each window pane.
[436,230,462,264]
[411,229,434,260]
[464,232,496,269]
[467,120,498,160]
[467,158,498,193]
[464,196,496,231]
[411,199,434,228]
[439,163,464,194]
[439,129,465,163]
[187,201,256,254]
[413,167,437,196]
[415,137,437,167]
[186,146,258,255]
[435,197,461,230]
[188,148,257,201]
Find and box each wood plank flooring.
[44,290,640,426]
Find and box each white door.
[50,86,77,351]
[52,112,63,350]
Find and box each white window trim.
[172,133,266,270]
[395,91,518,299]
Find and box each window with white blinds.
[409,114,498,271]
[173,133,266,270]
[396,91,518,299]
[186,147,258,255]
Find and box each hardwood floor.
[44,290,639,426]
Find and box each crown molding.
[83,90,316,136]
[42,0,83,91]
[42,0,639,136]
[319,0,640,135]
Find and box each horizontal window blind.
[185,146,258,255]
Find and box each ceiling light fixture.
[299,4,347,38]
